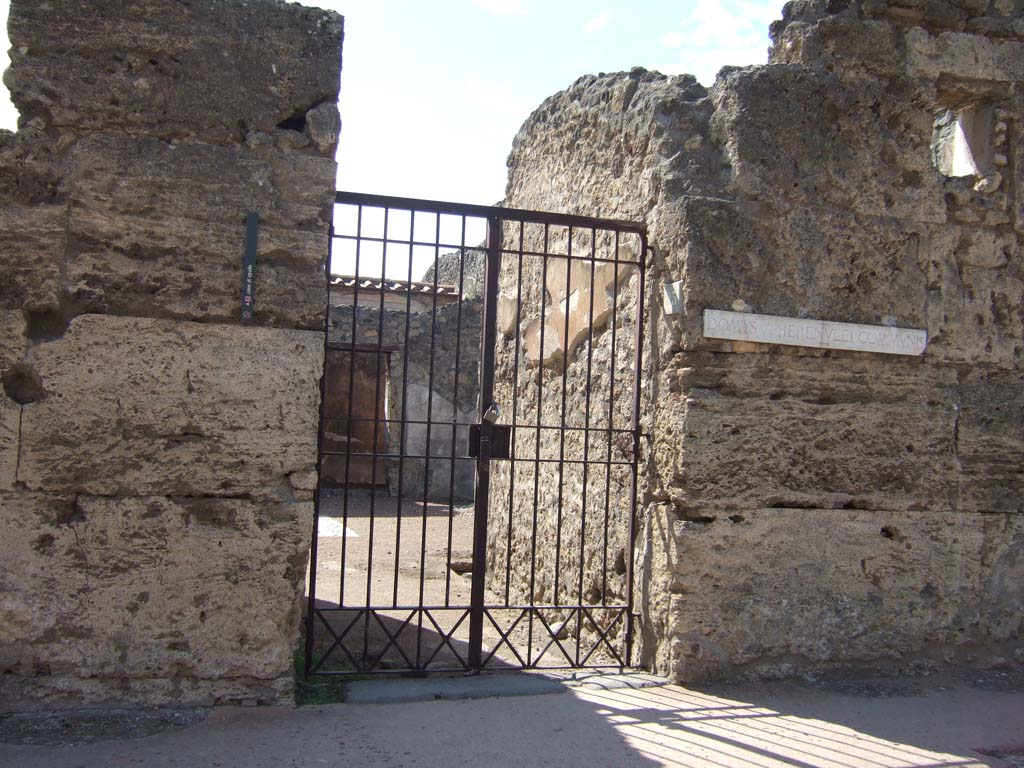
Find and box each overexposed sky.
[0,0,785,206]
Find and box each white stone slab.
[318,517,358,538]
[662,280,685,316]
[703,309,927,356]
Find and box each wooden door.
[321,348,389,486]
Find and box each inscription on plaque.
[703,309,927,356]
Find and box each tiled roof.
[328,275,460,297]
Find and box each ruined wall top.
[4,0,342,149]
[0,0,343,331]
[773,0,1023,42]
[770,0,1024,82]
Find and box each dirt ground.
[2,671,1023,767]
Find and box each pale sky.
[0,0,785,207]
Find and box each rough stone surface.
[0,205,65,314]
[501,1,1024,683]
[0,0,340,708]
[0,312,27,492]
[64,134,332,329]
[4,0,343,147]
[662,352,960,514]
[0,492,313,709]
[17,315,323,502]
[647,506,1024,682]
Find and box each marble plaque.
[703,309,927,356]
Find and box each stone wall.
[501,0,1023,681]
[0,0,341,708]
[327,278,482,503]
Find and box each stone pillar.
[0,0,342,707]
[502,2,1023,682]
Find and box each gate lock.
[469,403,511,460]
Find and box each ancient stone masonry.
[0,0,341,708]
[499,0,1023,682]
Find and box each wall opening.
[931,103,996,185]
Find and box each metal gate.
[306,191,646,676]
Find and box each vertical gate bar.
[468,214,502,670]
[363,206,390,667]
[602,229,621,605]
[444,216,469,607]
[415,211,443,669]
[305,221,335,677]
[553,230,573,610]
[503,221,525,604]
[575,226,598,665]
[625,235,647,668]
[339,205,364,607]
[392,209,418,607]
[527,226,550,667]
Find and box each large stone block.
[0,311,26,369]
[0,205,65,313]
[1012,89,1024,236]
[656,197,931,350]
[924,225,1024,366]
[18,315,323,500]
[5,0,342,147]
[770,14,909,77]
[664,507,1023,682]
[712,66,946,224]
[0,312,27,491]
[0,492,313,707]
[65,134,332,328]
[0,129,68,206]
[907,27,1024,82]
[664,352,959,512]
[958,369,1024,513]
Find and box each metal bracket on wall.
[240,211,259,323]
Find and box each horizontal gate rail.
[335,190,646,235]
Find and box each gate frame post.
[304,222,334,678]
[467,215,503,670]
[624,236,648,668]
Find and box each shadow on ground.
[3,671,1024,767]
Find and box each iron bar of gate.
[503,221,525,603]
[335,190,644,233]
[333,235,633,265]
[415,212,444,668]
[304,221,332,676]
[317,450,635,467]
[443,218,469,606]
[390,209,418,608]
[527,228,550,667]
[601,230,621,605]
[309,191,646,677]
[553,230,572,613]
[467,214,502,669]
[321,416,636,433]
[339,206,364,607]
[625,234,649,667]
[361,205,391,666]
[576,226,599,664]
